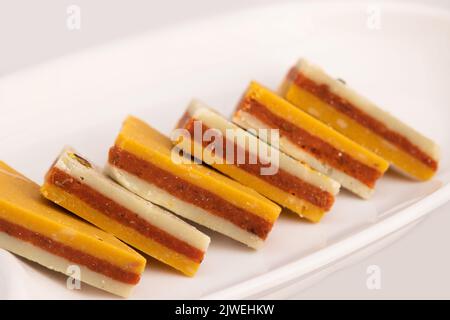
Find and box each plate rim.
[204,182,450,299]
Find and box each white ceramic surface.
[0,1,449,299]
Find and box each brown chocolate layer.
[182,119,334,211]
[237,97,382,188]
[109,147,273,239]
[0,217,140,284]
[288,68,438,171]
[46,167,205,263]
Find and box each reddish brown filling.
[237,97,382,188]
[109,147,273,239]
[46,167,205,263]
[181,119,334,211]
[0,217,140,284]
[288,68,438,171]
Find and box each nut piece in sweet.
[68,152,92,168]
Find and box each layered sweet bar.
[280,58,440,181]
[233,81,389,199]
[105,116,281,249]
[174,100,340,222]
[41,148,210,277]
[0,161,146,297]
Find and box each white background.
[0,0,449,299]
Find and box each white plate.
[0,1,449,299]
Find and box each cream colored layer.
[183,99,340,195]
[54,148,210,252]
[294,59,440,162]
[105,164,265,249]
[233,111,374,199]
[0,231,135,298]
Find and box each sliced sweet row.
[0,58,439,298]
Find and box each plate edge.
[203,182,450,299]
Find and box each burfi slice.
[0,161,146,298]
[280,58,440,181]
[105,116,281,249]
[174,100,340,222]
[41,148,210,277]
[233,81,389,199]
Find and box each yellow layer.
[41,183,201,277]
[245,81,389,173]
[114,116,281,223]
[284,84,436,181]
[0,161,145,274]
[214,163,326,222]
